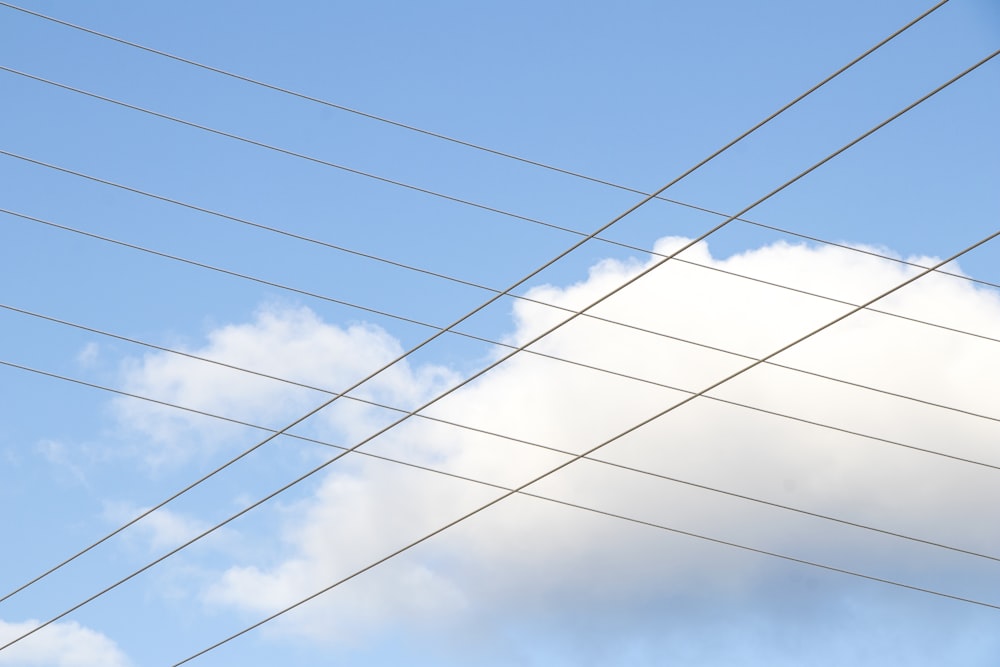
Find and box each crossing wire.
[5,147,1000,350]
[3,343,1000,568]
[5,205,1000,430]
[3,47,994,654]
[174,109,1000,667]
[8,61,995,303]
[3,297,1000,499]
[1,1,977,289]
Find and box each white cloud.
[102,502,213,553]
[75,342,100,368]
[0,619,131,667]
[116,238,1000,659]
[112,304,459,468]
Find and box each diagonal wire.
[5,147,1000,349]
[9,61,995,303]
[3,300,999,476]
[173,120,1000,667]
[4,347,1000,568]
[2,0,978,292]
[4,47,993,654]
[5,205,1000,431]
[7,362,1000,661]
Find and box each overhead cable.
[3,348,1000,571]
[5,60,996,301]
[5,147,1000,348]
[4,47,993,654]
[0,1,977,290]
[173,72,1000,667]
[5,206,999,431]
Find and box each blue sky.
[1,1,999,665]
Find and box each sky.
[1,0,999,665]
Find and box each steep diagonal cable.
[5,147,1000,349]
[9,62,988,294]
[4,341,1000,569]
[5,300,1000,476]
[3,48,993,653]
[177,115,1000,667]
[0,0,966,286]
[7,299,1000,474]
[8,362,999,659]
[5,205,999,431]
[4,2,985,290]
[0,6,868,623]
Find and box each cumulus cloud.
[118,238,1000,661]
[112,304,459,468]
[0,619,131,667]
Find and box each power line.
[170,110,1000,667]
[4,47,992,654]
[4,348,1000,571]
[4,298,999,483]
[175,500,1000,667]
[7,363,998,664]
[2,0,978,292]
[6,205,1000,431]
[7,62,995,305]
[6,147,1000,350]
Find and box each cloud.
[102,502,213,553]
[75,342,100,368]
[112,304,459,468]
[118,238,1000,662]
[0,619,131,667]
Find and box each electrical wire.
[5,301,999,473]
[175,498,1000,667]
[5,205,1000,431]
[7,363,999,663]
[4,344,1000,569]
[8,62,995,307]
[4,47,993,654]
[171,122,1000,667]
[1,0,977,291]
[5,146,1000,350]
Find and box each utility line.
[173,111,1000,667]
[5,147,1000,349]
[177,488,1000,667]
[6,296,1000,471]
[1,1,978,291]
[4,47,992,654]
[5,205,1000,431]
[6,63,994,302]
[7,364,998,662]
[6,300,999,469]
[3,300,999,478]
[4,345,1000,570]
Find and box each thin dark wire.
[174,126,1000,667]
[5,48,992,654]
[4,300,999,475]
[6,369,998,657]
[176,504,999,667]
[2,1,978,291]
[0,64,584,238]
[7,64,995,303]
[165,53,1000,662]
[5,352,1000,569]
[5,147,1000,349]
[174,226,1000,665]
[5,205,999,431]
